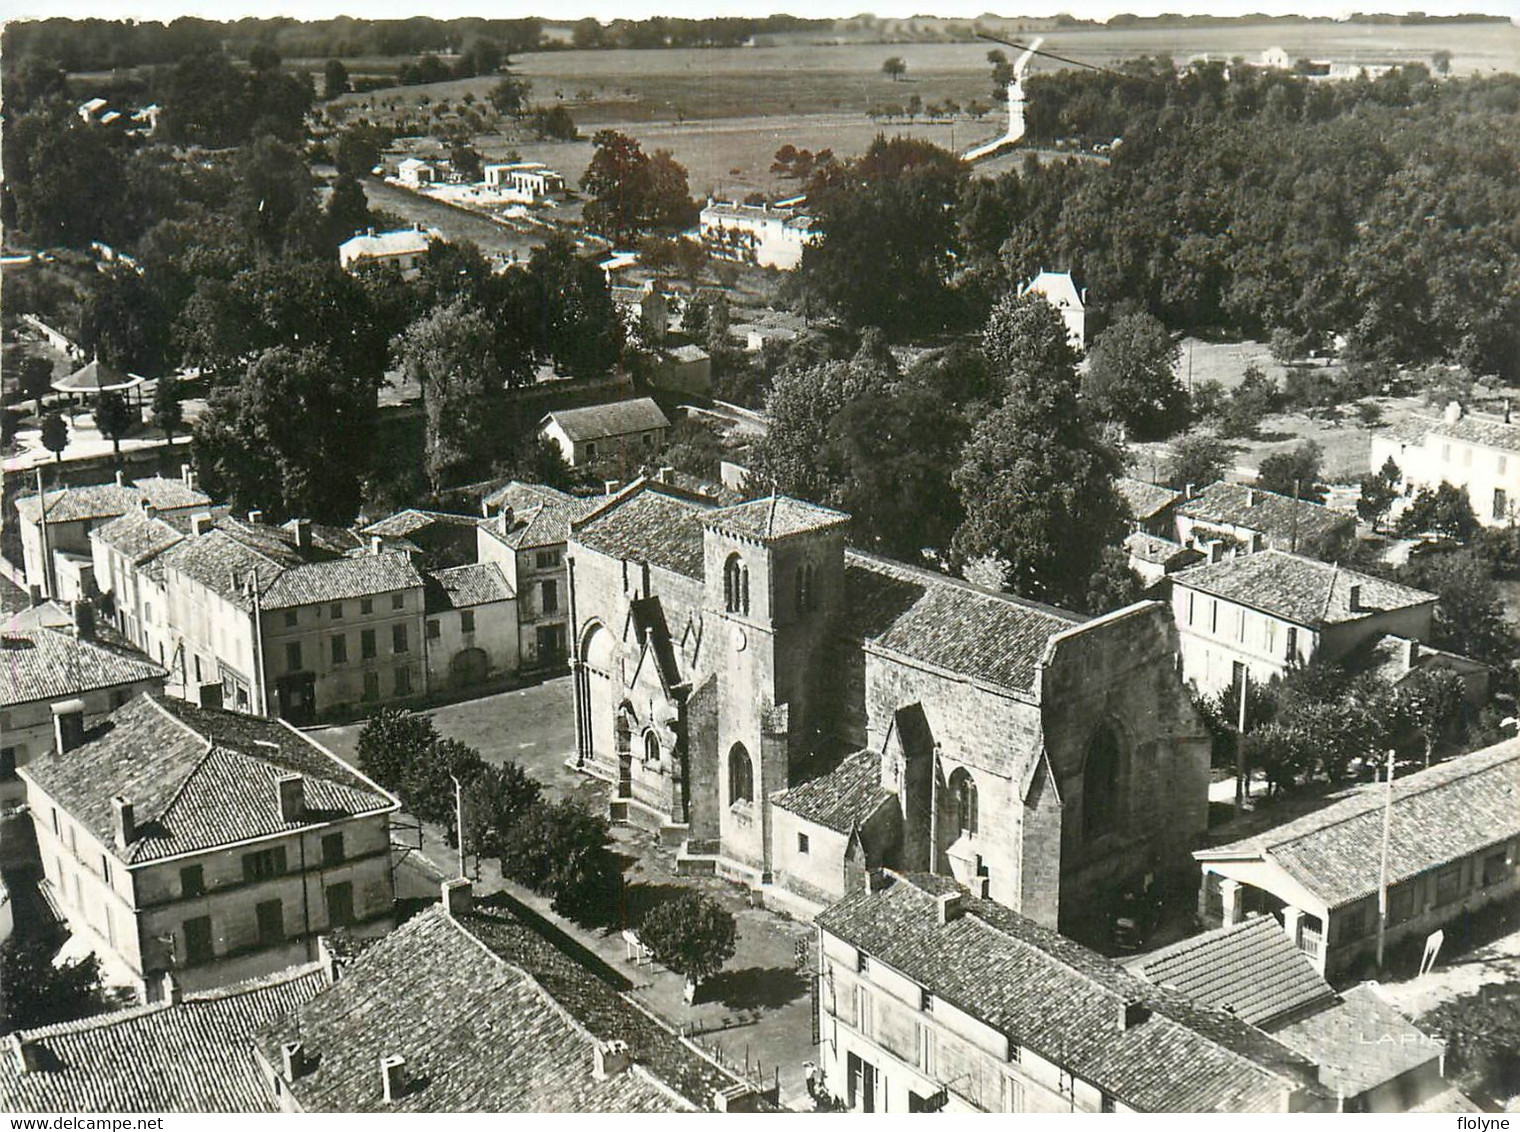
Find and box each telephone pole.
[1375,748,1396,969]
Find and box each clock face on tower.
[731,624,747,652]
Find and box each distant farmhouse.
[539,398,671,472]
[1371,401,1520,527]
[338,227,440,278]
[483,161,567,203]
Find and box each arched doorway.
[449,647,489,688]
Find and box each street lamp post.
[449,773,465,880]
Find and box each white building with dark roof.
[423,562,517,690]
[1175,482,1356,563]
[338,226,439,277]
[1194,737,1520,979]
[1019,270,1087,350]
[698,199,819,270]
[568,478,1212,935]
[539,397,671,471]
[1371,401,1520,527]
[20,694,398,1001]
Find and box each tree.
[326,175,373,246]
[334,129,383,178]
[323,58,350,99]
[451,145,483,184]
[1394,667,1468,766]
[638,892,738,1002]
[580,131,694,244]
[1,936,104,1032]
[488,76,531,116]
[1431,49,1453,76]
[1397,482,1480,542]
[17,353,54,418]
[95,390,134,456]
[1358,456,1402,531]
[1083,545,1146,615]
[499,800,622,921]
[951,293,1126,608]
[1081,312,1187,440]
[1162,433,1231,492]
[1217,364,1276,439]
[498,435,575,493]
[83,268,173,379]
[40,411,68,462]
[882,56,907,82]
[1257,441,1326,503]
[1401,550,1516,665]
[152,375,185,444]
[528,104,577,141]
[356,709,441,798]
[524,237,623,377]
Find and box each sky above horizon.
[4,1,1518,23]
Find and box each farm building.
[538,398,671,471]
[338,227,440,278]
[1370,401,1520,527]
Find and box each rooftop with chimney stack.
[0,626,166,709]
[252,897,747,1111]
[1174,549,1435,629]
[14,467,211,525]
[17,693,395,864]
[1176,482,1355,558]
[478,481,607,552]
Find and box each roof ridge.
[845,548,1084,625]
[1319,561,1340,623]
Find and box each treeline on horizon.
[3,11,1510,74]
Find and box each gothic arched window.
[1084,724,1122,838]
[949,768,979,837]
[724,553,749,615]
[728,742,753,805]
[644,731,661,765]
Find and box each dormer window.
[724,553,750,615]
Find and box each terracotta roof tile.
[543,398,670,443]
[91,509,186,563]
[360,509,481,539]
[426,563,513,610]
[1272,985,1442,1098]
[703,496,849,542]
[0,627,165,708]
[1179,483,1354,552]
[1176,550,1434,628]
[261,552,422,610]
[772,749,894,834]
[574,487,713,580]
[1117,477,1183,521]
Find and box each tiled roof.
[1273,984,1442,1098]
[261,551,422,610]
[817,873,1323,1112]
[254,908,689,1112]
[844,551,1084,697]
[427,563,513,610]
[155,529,291,608]
[19,694,395,865]
[0,627,166,707]
[91,509,185,564]
[1178,483,1354,549]
[461,896,754,1110]
[15,483,144,525]
[1023,270,1084,310]
[772,749,894,834]
[340,228,434,258]
[574,486,713,580]
[1175,550,1435,628]
[1128,915,1336,1028]
[481,482,606,551]
[1345,633,1489,688]
[0,965,328,1112]
[1125,531,1204,568]
[1117,477,1183,521]
[1198,739,1520,908]
[703,496,849,542]
[1420,409,1520,455]
[132,475,213,511]
[543,398,670,443]
[666,344,710,363]
[361,509,481,539]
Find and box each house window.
[797,832,810,855]
[255,898,284,945]
[325,881,355,927]
[1237,608,1247,642]
[795,562,817,613]
[460,610,475,634]
[1285,626,1298,659]
[361,629,377,658]
[1388,881,1417,924]
[1186,591,1194,625]
[920,988,933,1012]
[1264,620,1276,653]
[728,742,753,805]
[321,832,344,866]
[331,602,343,619]
[181,864,204,897]
[1496,489,1509,522]
[643,433,654,447]
[427,619,441,639]
[331,634,347,664]
[585,442,598,459]
[363,671,379,701]
[1101,1095,1117,1113]
[0,747,16,781]
[101,856,112,885]
[541,580,559,614]
[644,731,660,765]
[283,610,298,628]
[395,667,412,696]
[1210,600,1219,634]
[392,623,409,653]
[1436,863,1463,905]
[724,554,750,615]
[243,847,287,882]
[391,593,404,610]
[1483,849,1512,886]
[949,768,978,837]
[184,916,213,964]
[856,951,870,974]
[535,550,561,569]
[285,641,302,671]
[1084,724,1122,839]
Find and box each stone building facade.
[567,480,1212,932]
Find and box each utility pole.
[1375,747,1396,969]
[1234,664,1250,816]
[36,466,56,600]
[449,773,466,879]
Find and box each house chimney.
[604,480,620,495]
[71,598,95,640]
[276,773,305,822]
[162,971,182,1004]
[380,1055,406,1103]
[1250,531,1265,554]
[442,877,473,918]
[181,463,195,489]
[317,935,342,984]
[592,1040,632,1080]
[248,510,264,525]
[935,891,966,925]
[1405,638,1420,670]
[1348,583,1363,613]
[497,505,514,533]
[1117,997,1149,1031]
[52,699,86,754]
[111,795,135,850]
[370,535,384,556]
[115,469,126,487]
[191,512,214,536]
[658,466,675,484]
[1184,482,1195,500]
[1245,487,1256,507]
[281,1041,306,1081]
[28,584,43,608]
[286,518,312,550]
[1445,400,1463,425]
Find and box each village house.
[0,962,330,1112]
[14,468,211,601]
[359,508,482,569]
[650,343,713,397]
[1128,915,1460,1112]
[812,870,1329,1113]
[422,563,517,690]
[538,398,671,473]
[91,505,198,667]
[1170,549,1438,695]
[0,619,166,804]
[396,157,435,186]
[567,479,1212,935]
[482,161,567,202]
[252,881,770,1112]
[1117,477,1184,538]
[1370,401,1520,527]
[1194,736,1520,980]
[1019,270,1087,351]
[476,482,610,673]
[338,227,439,278]
[698,199,820,270]
[1174,482,1356,563]
[610,280,670,344]
[19,694,398,1000]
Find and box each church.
[565,478,1212,935]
